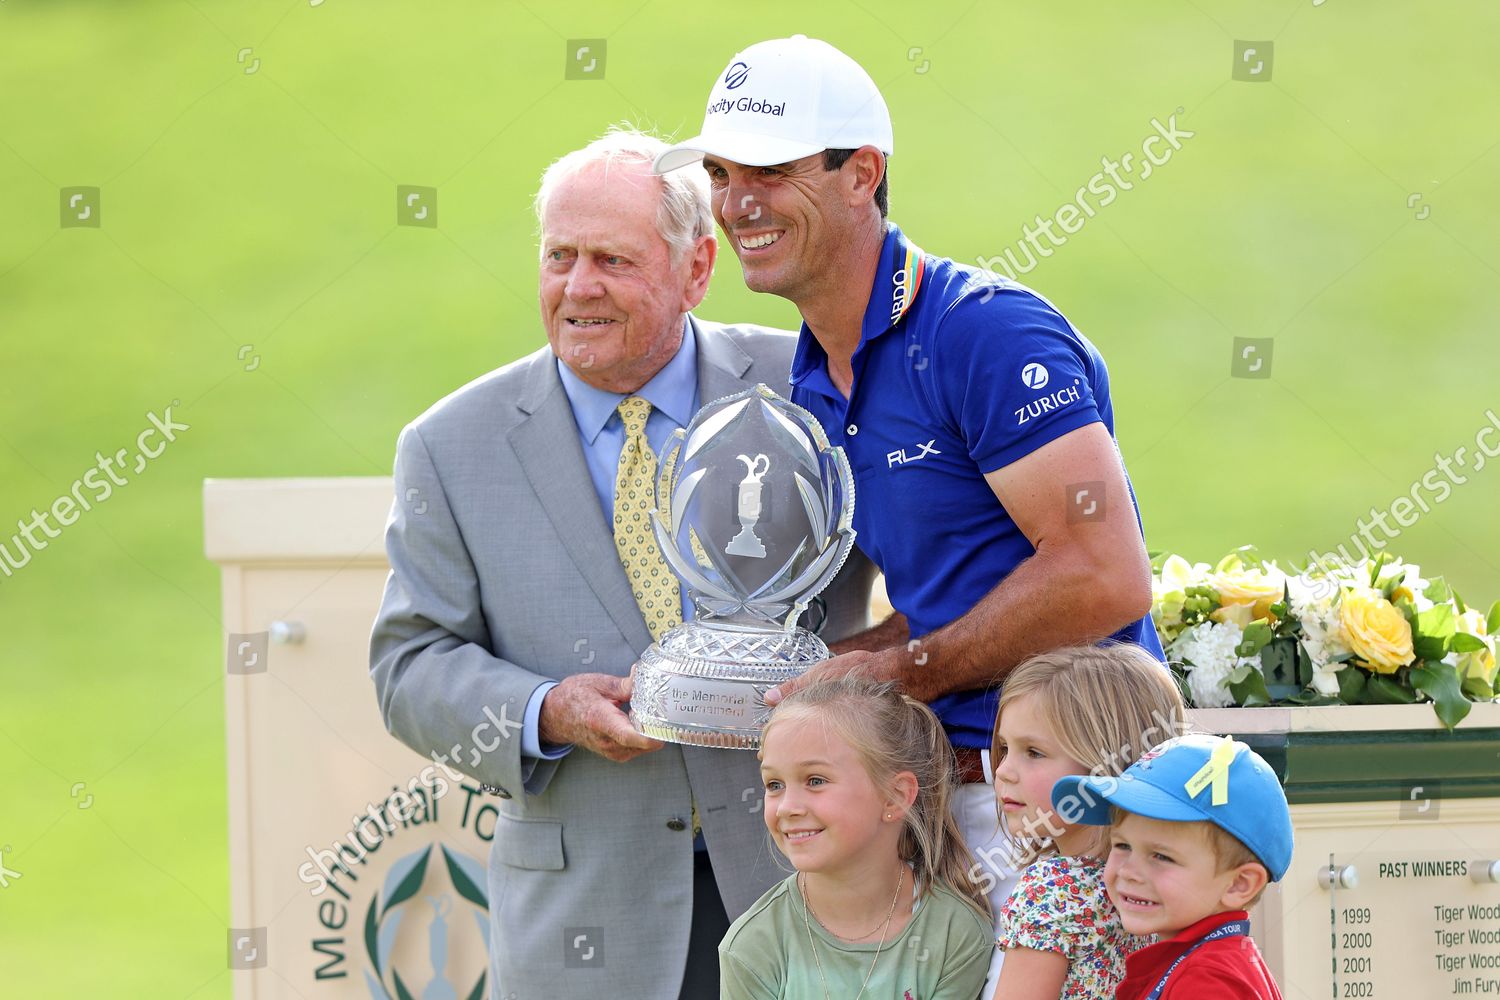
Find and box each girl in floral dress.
[988,645,1187,1000]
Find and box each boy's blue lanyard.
[1144,918,1251,1000]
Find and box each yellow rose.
[1338,587,1414,674]
[1210,565,1285,622]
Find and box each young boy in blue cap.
[1051,733,1292,1000]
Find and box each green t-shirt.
[718,872,994,1000]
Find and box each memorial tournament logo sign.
[306,779,499,1000]
[362,843,489,1000]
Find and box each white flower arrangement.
[1151,548,1497,728]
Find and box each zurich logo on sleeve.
[1015,378,1082,425]
[1021,362,1050,389]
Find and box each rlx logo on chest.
[887,439,942,468]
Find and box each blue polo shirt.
[789,224,1165,749]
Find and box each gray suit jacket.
[370,316,878,1000]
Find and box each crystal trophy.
[628,384,856,749]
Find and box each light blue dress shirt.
[521,319,700,760]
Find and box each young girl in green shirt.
[719,676,994,1000]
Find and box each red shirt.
[1115,911,1283,1000]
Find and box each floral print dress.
[996,854,1150,999]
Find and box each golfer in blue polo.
[656,35,1167,987]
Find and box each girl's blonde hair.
[991,643,1187,864]
[764,676,992,921]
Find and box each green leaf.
[1365,674,1419,705]
[464,974,488,1000]
[442,845,488,909]
[1337,667,1367,703]
[393,970,417,1000]
[1229,666,1272,707]
[1416,602,1457,638]
[1414,604,1457,661]
[365,897,383,979]
[1411,661,1473,730]
[1271,581,1291,622]
[1228,663,1253,685]
[1377,571,1404,600]
[1296,642,1314,687]
[1462,672,1495,701]
[1288,691,1343,706]
[1453,589,1468,615]
[1237,621,1275,657]
[383,845,431,917]
[1368,551,1392,586]
[1425,576,1453,605]
[1488,599,1500,637]
[1414,637,1449,662]
[1450,632,1487,654]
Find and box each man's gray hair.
[533,126,714,262]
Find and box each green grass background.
[2,0,1497,994]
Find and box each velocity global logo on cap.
[724,61,749,89]
[706,95,788,117]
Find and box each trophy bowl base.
[628,623,830,751]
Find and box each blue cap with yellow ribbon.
[1051,733,1293,881]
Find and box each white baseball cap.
[653,35,893,174]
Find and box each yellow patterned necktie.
[613,396,698,836]
[613,396,683,642]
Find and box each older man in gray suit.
[370,130,877,1000]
